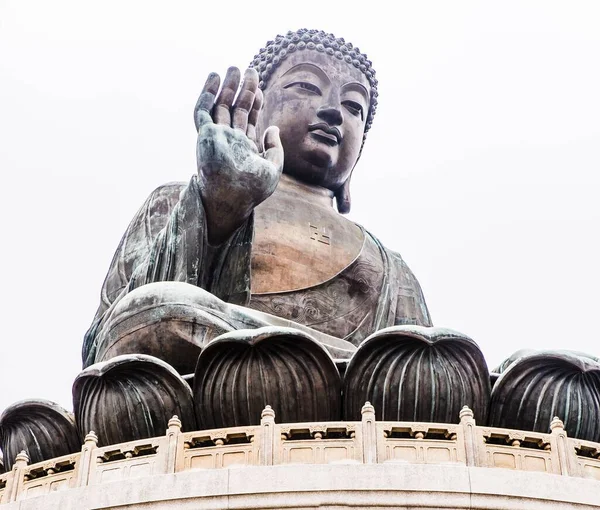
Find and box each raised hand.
[194,67,284,245]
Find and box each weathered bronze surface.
[81,29,431,378]
[73,354,197,447]
[343,326,490,423]
[251,175,364,294]
[0,400,80,471]
[490,351,600,441]
[194,327,342,428]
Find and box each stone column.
[361,402,377,464]
[165,415,182,474]
[76,431,98,488]
[459,406,479,467]
[5,450,29,503]
[259,406,276,466]
[550,417,576,476]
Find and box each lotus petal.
[0,399,80,470]
[343,326,490,423]
[73,354,196,446]
[493,349,600,375]
[489,351,600,441]
[194,326,341,428]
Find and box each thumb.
[263,126,284,172]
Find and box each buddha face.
[257,51,370,191]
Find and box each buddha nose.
[317,104,343,126]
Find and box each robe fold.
[83,178,432,368]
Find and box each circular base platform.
[3,463,600,510]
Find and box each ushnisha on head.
[250,29,378,213]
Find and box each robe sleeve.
[82,175,253,367]
[125,175,253,304]
[388,250,433,327]
[367,233,432,331]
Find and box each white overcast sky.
[1,0,599,413]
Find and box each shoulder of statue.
[147,181,188,200]
[362,229,422,284]
[138,181,189,213]
[359,227,406,264]
[124,180,191,245]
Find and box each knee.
[93,282,236,374]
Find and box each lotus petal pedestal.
[73,354,197,446]
[343,326,491,423]
[193,327,342,428]
[0,399,80,470]
[489,351,600,441]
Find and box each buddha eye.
[284,81,322,95]
[342,100,364,120]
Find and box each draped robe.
[83,176,432,369]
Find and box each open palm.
[193,68,283,245]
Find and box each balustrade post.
[76,431,98,488]
[164,415,182,474]
[459,406,479,467]
[259,406,276,466]
[6,450,28,502]
[550,417,576,476]
[0,477,7,505]
[361,402,377,464]
[0,470,13,504]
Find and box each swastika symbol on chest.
[309,224,331,246]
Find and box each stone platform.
[2,404,600,509]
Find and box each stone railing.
[1,403,600,504]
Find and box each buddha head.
[251,29,379,213]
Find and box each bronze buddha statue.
[72,29,490,438]
[82,30,433,374]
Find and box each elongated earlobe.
[335,177,351,214]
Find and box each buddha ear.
[336,137,367,214]
[335,176,352,214]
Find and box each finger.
[232,68,259,132]
[194,72,220,131]
[246,88,263,143]
[263,126,284,171]
[213,66,241,126]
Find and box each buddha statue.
[74,29,493,436]
[82,30,434,372]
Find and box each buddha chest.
[251,186,364,294]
